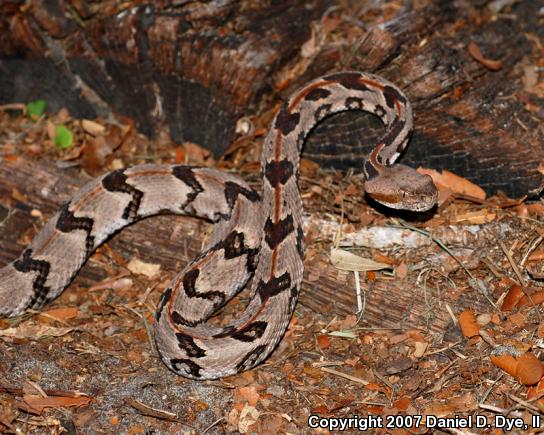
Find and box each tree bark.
[1,1,542,197]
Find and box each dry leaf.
[396,262,408,279]
[372,252,397,265]
[125,398,178,421]
[235,386,261,407]
[81,119,105,136]
[184,142,212,164]
[316,335,331,349]
[491,354,518,377]
[467,41,502,71]
[81,135,113,174]
[227,408,240,430]
[330,248,391,272]
[452,210,496,225]
[418,168,486,200]
[501,283,524,311]
[127,258,161,278]
[259,415,284,435]
[300,158,320,175]
[175,147,185,164]
[527,203,544,218]
[57,107,70,123]
[0,325,74,339]
[46,120,56,141]
[516,353,544,385]
[517,291,544,309]
[406,330,425,341]
[528,249,544,261]
[20,394,91,414]
[528,378,544,400]
[393,396,411,411]
[413,341,429,358]
[458,309,480,338]
[238,404,260,434]
[40,307,79,321]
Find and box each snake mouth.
[367,188,438,212]
[367,192,401,206]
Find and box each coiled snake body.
[0,72,437,379]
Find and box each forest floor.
[0,100,543,435]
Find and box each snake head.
[364,164,438,212]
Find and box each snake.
[0,72,438,379]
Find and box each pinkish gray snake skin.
[0,72,437,379]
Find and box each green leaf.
[26,99,46,121]
[54,125,73,149]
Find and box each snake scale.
[0,72,437,379]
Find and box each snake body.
[0,72,437,379]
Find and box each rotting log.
[0,0,329,154]
[298,1,544,198]
[1,1,542,198]
[0,158,500,337]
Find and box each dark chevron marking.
[364,159,380,179]
[264,159,294,187]
[182,268,226,306]
[172,310,187,326]
[264,215,294,250]
[102,169,143,220]
[305,87,331,101]
[326,72,370,92]
[176,332,206,357]
[171,358,202,378]
[383,85,406,108]
[381,118,406,149]
[214,230,259,272]
[179,268,225,312]
[295,226,305,259]
[214,321,267,341]
[236,344,267,371]
[256,272,292,300]
[183,269,200,296]
[56,203,95,255]
[231,321,267,342]
[13,249,51,309]
[171,310,203,328]
[220,231,258,268]
[172,166,204,208]
[155,287,172,322]
[224,181,260,211]
[275,104,300,136]
[315,104,332,122]
[345,97,364,110]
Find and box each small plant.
[54,125,73,149]
[26,99,46,121]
